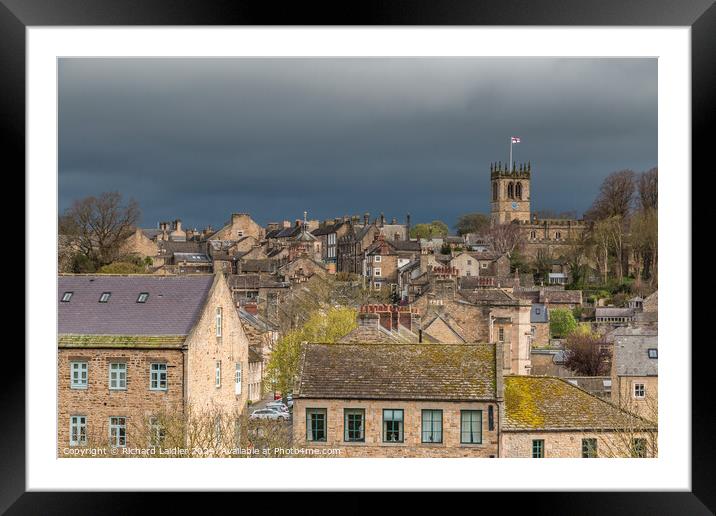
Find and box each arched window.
[507,182,514,199]
[555,231,562,240]
[515,182,522,200]
[492,181,498,201]
[530,230,536,240]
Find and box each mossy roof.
[297,343,496,401]
[503,376,655,431]
[58,334,186,349]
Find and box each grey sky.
[58,58,657,231]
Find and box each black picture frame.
[5,0,710,512]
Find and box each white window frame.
[69,415,87,446]
[633,382,646,399]
[215,307,223,337]
[374,282,381,290]
[215,360,222,388]
[235,362,242,395]
[481,262,488,269]
[109,362,127,390]
[150,363,168,391]
[374,255,381,262]
[374,267,381,277]
[148,417,166,447]
[109,416,127,447]
[99,292,111,303]
[70,361,88,389]
[61,291,73,302]
[137,292,149,303]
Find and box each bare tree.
[637,167,658,211]
[60,192,141,267]
[488,222,523,256]
[585,170,636,221]
[563,332,612,376]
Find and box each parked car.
[250,408,289,421]
[266,401,289,412]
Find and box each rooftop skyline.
[58,57,657,230]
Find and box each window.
[70,361,88,389]
[481,262,488,269]
[492,181,498,201]
[631,438,647,458]
[535,308,541,315]
[109,363,127,390]
[421,410,443,443]
[530,230,536,240]
[235,363,242,395]
[531,325,536,337]
[374,267,381,277]
[555,231,562,240]
[461,410,482,444]
[99,292,111,303]
[150,363,167,391]
[306,408,327,442]
[69,416,87,446]
[582,438,598,458]
[215,361,222,388]
[344,409,365,442]
[374,282,381,290]
[633,383,645,399]
[515,182,523,200]
[488,405,495,431]
[648,348,658,359]
[149,417,165,447]
[137,292,149,303]
[383,409,404,443]
[498,327,505,342]
[532,439,544,458]
[215,307,223,337]
[61,292,73,302]
[374,255,381,262]
[109,416,127,447]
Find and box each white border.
[27,27,690,491]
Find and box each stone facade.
[120,228,159,261]
[292,399,500,457]
[501,430,657,458]
[209,213,264,241]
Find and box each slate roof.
[58,274,214,336]
[531,303,549,323]
[503,376,655,431]
[543,290,582,304]
[157,240,207,255]
[596,307,635,318]
[236,259,278,273]
[296,343,496,401]
[387,240,421,252]
[248,345,263,363]
[458,288,517,304]
[229,273,288,290]
[311,222,347,236]
[613,327,658,376]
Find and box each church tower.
[490,161,531,226]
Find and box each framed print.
[6,0,713,512]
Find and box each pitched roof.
[157,240,207,255]
[337,324,405,344]
[596,307,635,318]
[613,327,658,376]
[531,303,549,323]
[458,288,517,304]
[543,290,582,304]
[503,376,655,431]
[236,259,278,273]
[58,274,214,336]
[296,343,497,401]
[229,273,288,290]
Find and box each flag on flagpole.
[511,136,521,144]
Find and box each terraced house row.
[57,273,250,452]
[293,343,657,458]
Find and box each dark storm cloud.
[58,58,657,230]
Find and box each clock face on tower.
[511,202,519,210]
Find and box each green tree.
[409,221,449,239]
[266,306,357,396]
[549,308,578,338]
[454,212,490,236]
[97,261,148,274]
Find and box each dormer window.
[648,348,658,359]
[61,292,73,302]
[99,292,111,303]
[137,292,149,303]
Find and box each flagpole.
[509,137,512,169]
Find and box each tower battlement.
[490,161,531,180]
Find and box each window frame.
[306,408,328,442]
[109,416,127,448]
[344,408,366,443]
[215,360,222,388]
[382,408,404,443]
[421,409,443,444]
[633,382,646,399]
[99,292,111,303]
[108,362,127,390]
[374,255,381,263]
[532,439,545,458]
[647,348,658,359]
[149,362,168,391]
[69,415,87,446]
[70,361,88,389]
[582,437,598,458]
[460,410,483,445]
[215,306,223,337]
[137,292,149,303]
[235,362,242,395]
[61,291,73,302]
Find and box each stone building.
[293,343,503,457]
[449,251,510,278]
[488,161,590,259]
[501,376,657,458]
[338,305,421,344]
[57,273,250,453]
[365,236,421,294]
[611,326,658,420]
[208,213,264,241]
[311,219,351,267]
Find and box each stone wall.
[293,398,500,457]
[501,430,657,458]
[57,347,184,452]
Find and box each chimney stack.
[364,213,370,225]
[380,213,385,226]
